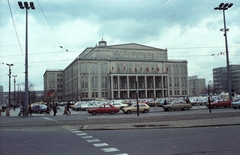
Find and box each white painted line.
[68,129,77,131]
[87,139,100,143]
[72,131,83,133]
[81,136,93,139]
[116,153,129,155]
[76,133,87,136]
[93,143,109,147]
[43,117,54,121]
[102,148,119,152]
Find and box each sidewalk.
[81,116,240,130]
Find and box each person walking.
[53,103,57,116]
[186,97,190,104]
[46,104,51,115]
[66,102,71,114]
[18,105,24,116]
[28,104,32,116]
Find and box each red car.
[88,104,119,115]
[206,99,232,108]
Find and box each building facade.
[44,41,189,101]
[43,70,64,102]
[213,65,240,94]
[188,76,206,96]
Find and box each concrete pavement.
[1,106,240,130]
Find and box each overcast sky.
[1,0,240,91]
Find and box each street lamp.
[6,63,13,116]
[18,1,35,115]
[12,75,17,111]
[214,3,233,101]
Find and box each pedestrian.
[52,103,57,116]
[186,97,190,104]
[46,104,51,115]
[13,105,16,111]
[66,102,71,114]
[164,99,168,105]
[18,105,24,116]
[28,104,32,116]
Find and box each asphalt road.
[1,125,240,155]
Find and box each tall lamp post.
[18,1,35,115]
[6,63,13,116]
[12,75,17,110]
[214,3,233,101]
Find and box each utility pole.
[13,75,17,111]
[6,63,13,116]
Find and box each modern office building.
[213,65,240,94]
[188,76,206,96]
[44,40,189,101]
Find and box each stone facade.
[44,41,188,101]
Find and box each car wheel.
[143,109,148,113]
[92,111,96,115]
[126,110,132,114]
[164,108,168,111]
[167,107,171,111]
[110,111,115,115]
[213,106,217,109]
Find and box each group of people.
[18,102,71,116]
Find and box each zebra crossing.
[63,125,129,155]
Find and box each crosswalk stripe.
[87,139,100,142]
[76,133,87,136]
[102,148,119,152]
[93,143,109,147]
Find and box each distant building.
[44,40,189,101]
[188,76,206,96]
[213,65,240,94]
[0,86,3,106]
[43,70,64,102]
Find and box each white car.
[80,102,98,111]
[111,102,129,109]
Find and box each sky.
[0,0,240,91]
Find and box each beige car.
[122,103,150,114]
[163,101,192,111]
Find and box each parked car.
[31,104,48,113]
[58,101,68,106]
[122,103,150,114]
[231,100,240,109]
[189,98,207,106]
[111,102,129,110]
[71,102,82,111]
[157,99,170,107]
[206,99,232,109]
[80,102,98,111]
[163,101,192,111]
[88,104,119,115]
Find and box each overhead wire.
[36,0,68,52]
[7,0,24,58]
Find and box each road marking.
[43,117,54,121]
[116,153,129,155]
[102,148,119,152]
[82,136,93,139]
[93,143,109,147]
[76,133,87,136]
[87,139,100,142]
[72,131,83,133]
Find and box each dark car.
[88,104,119,115]
[31,104,48,113]
[206,99,232,109]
